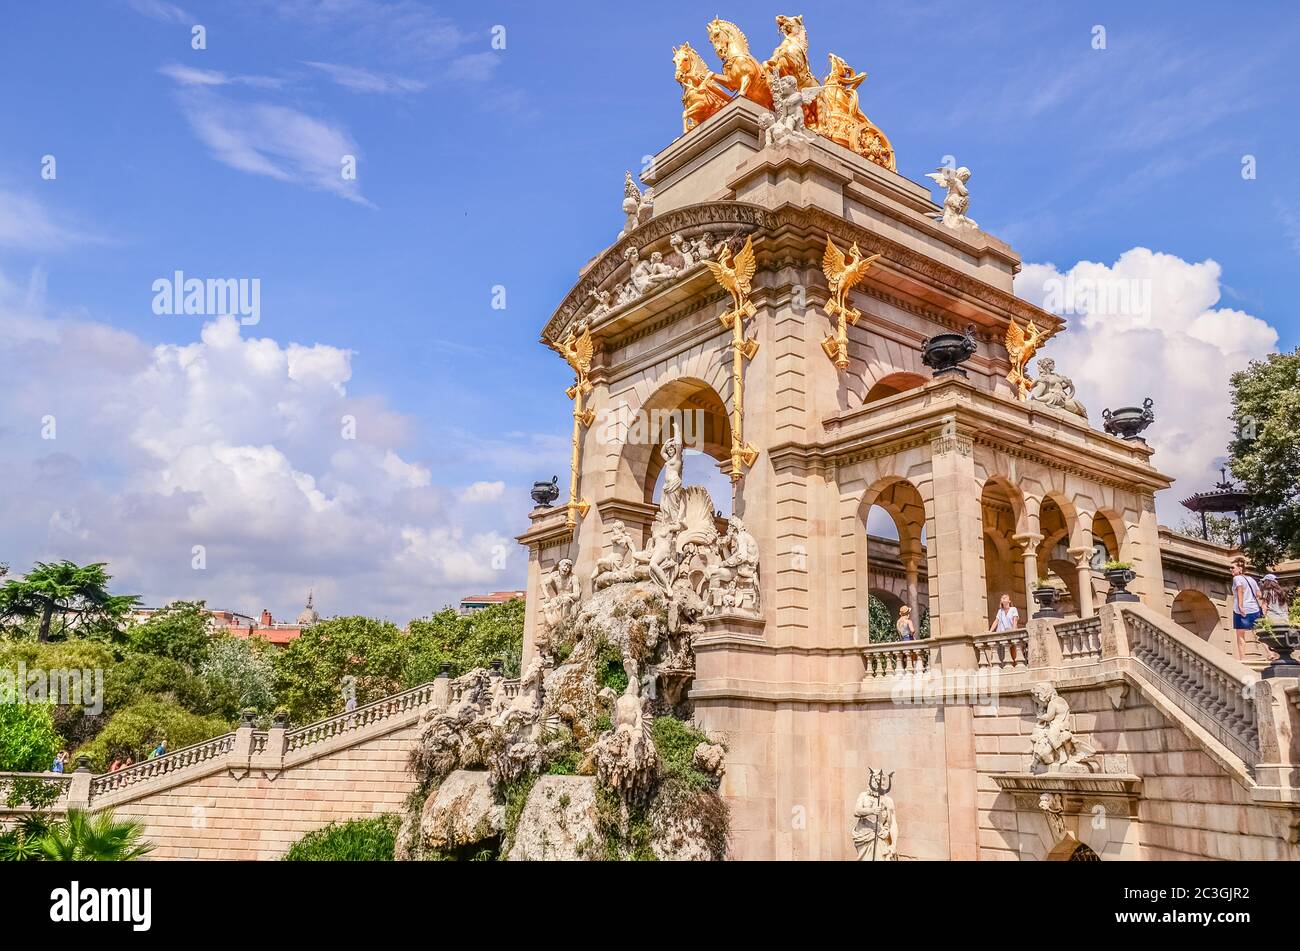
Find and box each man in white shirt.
[1231,558,1263,661]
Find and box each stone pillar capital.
[1012,532,1044,551]
[1066,545,1094,567]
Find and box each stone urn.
[1102,398,1155,442]
[921,325,977,378]
[531,475,560,508]
[1257,623,1300,679]
[1103,567,1139,604]
[1031,585,1063,619]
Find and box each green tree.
[272,616,407,724]
[0,561,139,642]
[37,809,154,861]
[76,696,230,770]
[0,702,60,772]
[104,653,207,714]
[867,595,895,643]
[199,635,276,721]
[1176,513,1242,549]
[126,600,212,667]
[405,599,525,683]
[282,815,399,861]
[1228,347,1300,568]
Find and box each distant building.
[130,592,322,647]
[458,590,526,615]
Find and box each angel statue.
[760,69,821,147]
[704,235,758,326]
[1004,315,1057,401]
[821,236,881,369]
[765,14,819,127]
[618,171,654,240]
[925,165,977,230]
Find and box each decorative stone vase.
[921,325,977,378]
[272,710,289,729]
[531,475,560,508]
[1103,568,1139,604]
[1031,585,1063,619]
[1102,398,1155,442]
[1257,624,1300,680]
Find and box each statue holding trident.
[851,768,899,861]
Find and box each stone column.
[928,421,986,640]
[903,553,920,619]
[1067,541,1096,618]
[1013,531,1044,607]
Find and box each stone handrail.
[0,772,72,809]
[973,629,1028,670]
[285,680,441,753]
[89,733,236,798]
[861,641,930,679]
[1123,607,1260,767]
[1056,617,1103,664]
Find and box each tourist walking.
[150,738,168,759]
[1231,558,1263,661]
[1260,573,1291,624]
[51,751,67,773]
[895,605,916,641]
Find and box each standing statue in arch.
[659,417,686,522]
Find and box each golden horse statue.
[673,42,732,133]
[706,18,773,110]
[820,53,895,171]
[765,14,819,127]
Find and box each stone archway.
[856,477,928,640]
[864,371,927,404]
[1172,589,1219,640]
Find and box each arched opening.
[1045,836,1101,861]
[864,371,927,404]
[1037,495,1081,617]
[981,479,1026,624]
[616,377,733,537]
[858,478,929,641]
[1172,589,1219,640]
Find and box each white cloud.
[1015,248,1279,524]
[169,86,370,205]
[158,63,284,90]
[304,61,426,94]
[0,190,97,250]
[126,0,190,23]
[447,52,501,85]
[460,481,505,503]
[0,277,531,621]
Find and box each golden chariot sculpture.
[673,14,896,172]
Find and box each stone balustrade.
[973,629,1028,670]
[861,641,930,679]
[285,680,442,753]
[0,772,73,811]
[89,734,236,798]
[1055,617,1103,664]
[1124,608,1261,767]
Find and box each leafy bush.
[76,696,230,770]
[273,616,408,724]
[0,702,60,772]
[282,815,399,861]
[404,599,524,683]
[105,653,206,713]
[37,809,154,861]
[650,716,715,790]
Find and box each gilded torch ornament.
[820,236,881,370]
[560,320,596,528]
[704,235,760,482]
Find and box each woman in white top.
[990,594,1019,633]
[1231,558,1263,661]
[896,605,916,641]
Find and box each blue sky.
[1,0,1296,620]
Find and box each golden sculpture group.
[1004,316,1058,401]
[674,14,896,171]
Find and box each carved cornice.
[542,201,1065,349]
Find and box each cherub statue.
[925,165,977,230]
[646,250,678,285]
[1029,357,1088,418]
[1029,682,1098,774]
[618,171,654,239]
[588,288,613,321]
[669,232,697,268]
[760,69,821,147]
